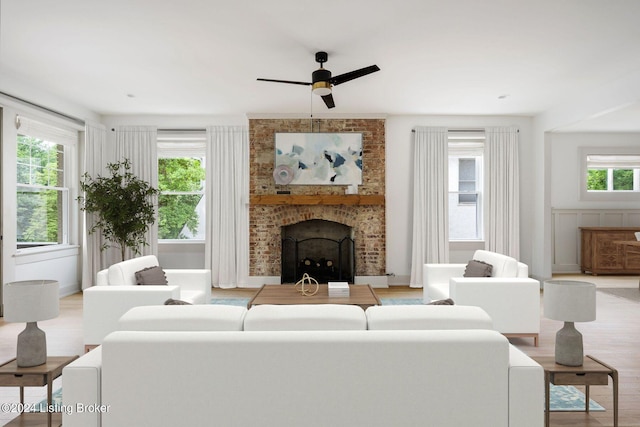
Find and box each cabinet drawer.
[552,372,608,385]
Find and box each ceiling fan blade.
[330,65,380,86]
[257,78,311,86]
[321,93,335,109]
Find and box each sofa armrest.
[508,345,544,427]
[422,263,466,302]
[96,269,108,286]
[165,269,211,301]
[82,285,180,345]
[62,347,103,427]
[449,277,541,334]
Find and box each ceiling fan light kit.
[257,51,379,109]
[312,81,332,96]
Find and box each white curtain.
[410,127,449,287]
[484,127,520,258]
[114,126,159,259]
[205,126,249,288]
[80,121,108,288]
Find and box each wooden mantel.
[250,194,385,206]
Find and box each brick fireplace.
[249,118,386,281]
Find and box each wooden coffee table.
[248,284,381,310]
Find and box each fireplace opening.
[281,219,355,284]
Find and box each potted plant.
[78,158,159,261]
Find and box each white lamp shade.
[3,280,59,322]
[543,280,596,322]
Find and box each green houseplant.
[78,159,159,261]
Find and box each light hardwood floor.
[0,274,638,426]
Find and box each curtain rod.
[0,91,85,127]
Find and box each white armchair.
[83,255,211,350]
[423,250,540,346]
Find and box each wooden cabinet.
[580,227,640,274]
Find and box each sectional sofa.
[63,304,543,427]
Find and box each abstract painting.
[274,132,363,185]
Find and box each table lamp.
[543,280,596,366]
[3,280,59,367]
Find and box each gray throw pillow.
[164,298,191,305]
[427,298,455,305]
[135,266,168,285]
[463,259,493,277]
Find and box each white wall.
[385,115,535,285]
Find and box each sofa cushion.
[463,260,493,277]
[135,266,168,285]
[244,304,367,331]
[365,305,493,330]
[118,305,247,331]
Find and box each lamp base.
[16,322,47,367]
[555,321,584,366]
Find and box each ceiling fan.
[257,51,380,109]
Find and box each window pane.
[158,157,205,192]
[587,169,607,190]
[449,192,480,240]
[613,169,633,190]
[158,194,205,240]
[17,135,64,186]
[17,187,63,247]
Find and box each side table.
[533,355,618,427]
[0,356,79,427]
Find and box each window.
[16,116,77,249]
[580,148,640,201]
[157,131,206,240]
[448,132,484,241]
[586,155,640,191]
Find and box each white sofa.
[423,249,541,345]
[82,255,211,349]
[63,304,543,427]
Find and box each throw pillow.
[463,259,493,277]
[164,298,191,305]
[428,298,455,305]
[135,266,168,285]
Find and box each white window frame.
[580,147,640,201]
[157,131,207,242]
[15,115,77,251]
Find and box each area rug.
[549,385,605,411]
[211,297,250,306]
[36,385,603,412]
[598,287,640,303]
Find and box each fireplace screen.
[281,220,355,284]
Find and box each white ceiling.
[2,0,640,128]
